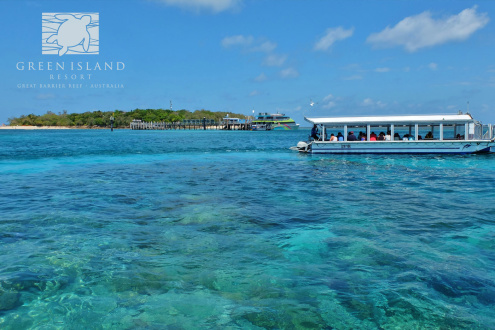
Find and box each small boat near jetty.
[292,112,495,154]
[252,112,299,131]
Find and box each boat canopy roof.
[305,113,475,126]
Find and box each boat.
[292,112,495,154]
[252,112,299,130]
[251,123,271,131]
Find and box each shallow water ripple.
[1,130,495,328]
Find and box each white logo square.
[42,13,99,56]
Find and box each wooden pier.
[130,119,252,130]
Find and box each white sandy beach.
[0,126,71,130]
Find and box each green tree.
[7,108,248,128]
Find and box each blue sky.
[1,0,495,126]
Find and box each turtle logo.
[42,13,99,56]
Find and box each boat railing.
[480,124,494,140]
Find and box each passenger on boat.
[330,133,337,141]
[348,131,358,141]
[377,132,385,141]
[425,132,433,139]
[311,124,319,140]
[385,131,391,141]
[337,132,344,141]
[370,132,377,141]
[358,132,366,141]
[403,134,409,141]
[394,133,401,140]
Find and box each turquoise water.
[1,129,494,329]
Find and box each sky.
[1,0,495,126]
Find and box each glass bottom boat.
[292,113,495,154]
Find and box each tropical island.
[5,109,248,129]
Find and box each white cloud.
[361,98,387,108]
[321,94,336,109]
[374,67,391,73]
[314,26,354,51]
[362,98,374,107]
[342,75,363,81]
[279,67,299,79]
[250,41,277,53]
[429,62,438,70]
[367,6,489,52]
[254,73,268,82]
[323,94,334,101]
[221,35,295,74]
[249,90,259,97]
[221,35,253,48]
[263,54,287,67]
[154,0,241,13]
[222,36,277,52]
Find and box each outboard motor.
[296,141,310,152]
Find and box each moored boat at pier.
[252,112,299,130]
[292,112,495,154]
[251,123,271,131]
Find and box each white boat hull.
[304,140,494,154]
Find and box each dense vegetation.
[7,109,247,128]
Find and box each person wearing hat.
[347,131,357,141]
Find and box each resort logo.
[15,13,124,89]
[42,13,99,56]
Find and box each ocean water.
[1,129,495,329]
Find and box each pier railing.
[130,120,252,130]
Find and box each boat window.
[442,124,460,140]
[367,125,390,141]
[351,126,368,140]
[323,127,342,141]
[392,125,417,140]
[418,125,439,140]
